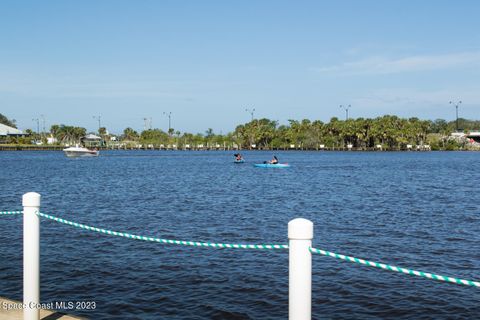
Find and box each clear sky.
[1,0,479,134]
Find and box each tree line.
[45,116,480,150]
[1,113,479,150]
[231,116,478,150]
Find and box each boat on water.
[254,163,290,168]
[63,146,99,158]
[467,131,480,143]
[234,159,245,163]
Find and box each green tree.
[0,113,16,128]
[140,129,169,145]
[122,127,139,141]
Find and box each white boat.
[467,131,480,143]
[63,146,99,157]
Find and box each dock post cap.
[288,218,313,240]
[22,192,41,207]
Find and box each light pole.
[449,101,462,132]
[40,115,46,135]
[245,108,255,121]
[163,112,172,134]
[143,118,153,131]
[339,104,351,120]
[93,115,101,133]
[32,118,40,140]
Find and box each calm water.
[0,151,479,319]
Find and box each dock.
[0,297,85,320]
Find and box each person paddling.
[234,153,243,161]
[264,155,278,164]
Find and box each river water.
[0,151,479,319]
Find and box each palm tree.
[123,127,139,141]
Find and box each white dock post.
[23,192,41,320]
[288,218,313,320]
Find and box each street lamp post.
[143,118,147,131]
[245,108,255,121]
[339,105,351,120]
[32,118,40,141]
[93,115,101,132]
[143,118,153,131]
[163,112,172,134]
[449,101,462,132]
[40,115,46,135]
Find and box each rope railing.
[2,210,479,288]
[310,247,480,288]
[3,205,480,320]
[36,211,289,250]
[0,211,22,215]
[2,210,478,288]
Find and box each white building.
[0,123,24,142]
[47,136,58,144]
[0,123,23,136]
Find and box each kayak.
[234,159,245,163]
[254,163,290,168]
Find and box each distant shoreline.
[0,145,478,152]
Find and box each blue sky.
[1,0,479,134]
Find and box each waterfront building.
[81,134,103,147]
[0,123,24,143]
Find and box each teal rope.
[310,247,480,288]
[4,210,478,288]
[37,212,289,250]
[0,211,22,215]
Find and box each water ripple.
[0,151,479,319]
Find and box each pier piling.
[23,192,41,320]
[288,218,313,320]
